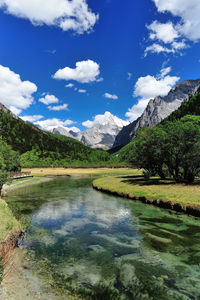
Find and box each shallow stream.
[2,177,200,299]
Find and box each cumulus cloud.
[78,89,86,93]
[53,59,101,83]
[146,0,200,55]
[35,118,75,131]
[126,67,180,121]
[20,115,44,122]
[48,104,68,111]
[0,0,98,34]
[147,21,179,44]
[39,94,59,105]
[0,65,37,113]
[104,93,118,100]
[82,111,129,128]
[153,0,200,41]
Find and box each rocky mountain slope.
[53,127,79,139]
[113,79,200,149]
[53,112,129,150]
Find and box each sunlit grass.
[22,167,142,177]
[93,175,200,210]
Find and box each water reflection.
[5,178,200,300]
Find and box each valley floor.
[22,167,140,177]
[93,175,200,217]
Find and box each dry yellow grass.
[22,167,141,177]
[93,175,200,212]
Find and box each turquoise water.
[5,177,200,299]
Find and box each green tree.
[129,115,200,183]
[129,127,167,179]
[163,116,200,183]
[0,137,21,172]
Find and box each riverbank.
[0,176,54,285]
[93,175,200,217]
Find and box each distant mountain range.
[53,112,129,150]
[113,79,200,149]
[0,104,110,167]
[53,79,200,151]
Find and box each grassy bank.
[22,167,141,177]
[93,175,200,217]
[0,176,53,284]
[0,199,21,243]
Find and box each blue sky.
[0,0,200,131]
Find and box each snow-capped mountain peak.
[53,112,129,150]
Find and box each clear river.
[2,177,200,299]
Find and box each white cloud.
[145,43,174,55]
[172,40,187,50]
[147,21,179,44]
[65,83,74,88]
[96,77,104,82]
[48,103,68,111]
[20,115,44,122]
[35,118,75,131]
[153,0,200,41]
[0,65,37,113]
[39,94,59,105]
[146,0,200,55]
[78,89,86,93]
[10,106,22,115]
[82,111,129,128]
[104,93,118,100]
[68,126,80,133]
[159,66,171,78]
[53,59,101,83]
[126,67,180,121]
[0,0,98,34]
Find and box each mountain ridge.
[53,112,129,150]
[116,90,200,163]
[113,79,200,149]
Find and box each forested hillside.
[0,107,110,167]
